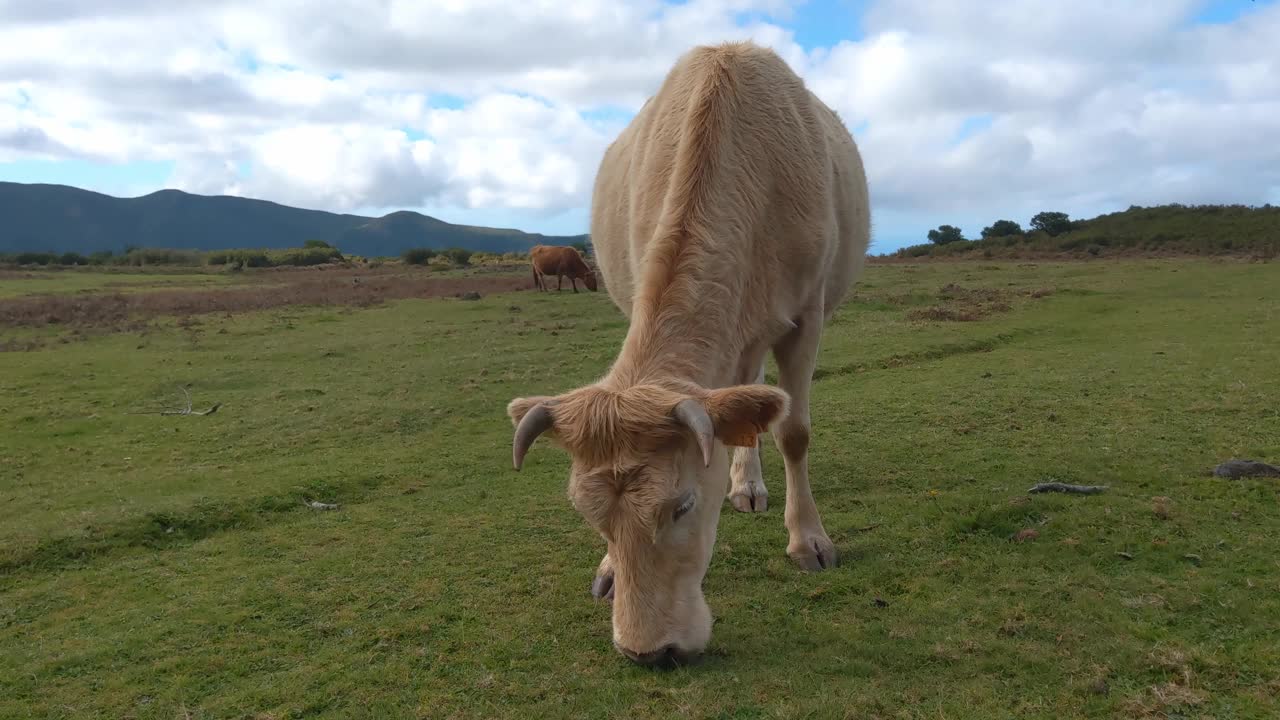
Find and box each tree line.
[400,240,590,267]
[927,211,1073,246]
[2,241,344,268]
[904,203,1279,259]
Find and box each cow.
[505,41,871,668]
[529,244,598,293]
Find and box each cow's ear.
[702,385,790,448]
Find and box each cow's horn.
[513,403,555,470]
[673,398,714,468]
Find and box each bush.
[1030,211,1072,237]
[14,252,58,265]
[118,248,202,266]
[272,247,344,266]
[981,219,1024,238]
[206,246,342,268]
[207,250,269,268]
[927,225,965,245]
[441,248,473,266]
[401,248,437,265]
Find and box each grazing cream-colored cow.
[506,40,870,667]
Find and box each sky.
[1,0,1278,253]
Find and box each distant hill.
[0,182,588,256]
[892,203,1280,259]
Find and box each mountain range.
[0,182,589,257]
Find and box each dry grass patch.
[0,271,534,338]
[905,282,1060,322]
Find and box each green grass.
[1,259,1277,719]
[0,269,242,298]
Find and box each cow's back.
[589,41,869,330]
[530,245,562,274]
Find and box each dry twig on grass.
[128,386,222,417]
[1027,482,1109,495]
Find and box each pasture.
[1,258,1277,719]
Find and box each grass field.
[0,269,242,299]
[1,259,1277,719]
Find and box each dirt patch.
[0,271,535,333]
[905,283,1056,322]
[907,283,1013,322]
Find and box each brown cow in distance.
[529,244,598,293]
[506,41,871,667]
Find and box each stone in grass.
[1212,458,1280,479]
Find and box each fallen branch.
[304,500,340,510]
[854,523,882,533]
[1028,482,1109,495]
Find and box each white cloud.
[1,0,1278,246]
[806,0,1280,241]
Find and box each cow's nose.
[616,643,700,669]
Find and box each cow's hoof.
[591,554,615,602]
[788,533,838,571]
[728,487,768,513]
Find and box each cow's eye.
[673,491,696,521]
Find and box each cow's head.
[583,270,599,291]
[507,381,789,667]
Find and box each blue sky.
[2,0,1277,253]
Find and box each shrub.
[981,220,1024,238]
[14,252,58,265]
[119,248,202,266]
[927,225,965,245]
[272,247,344,266]
[402,248,437,265]
[441,248,473,266]
[1030,211,1072,237]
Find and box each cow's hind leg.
[771,304,837,571]
[728,363,769,512]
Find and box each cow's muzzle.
[615,642,701,669]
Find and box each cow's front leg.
[728,363,769,512]
[771,304,837,571]
[590,552,615,602]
